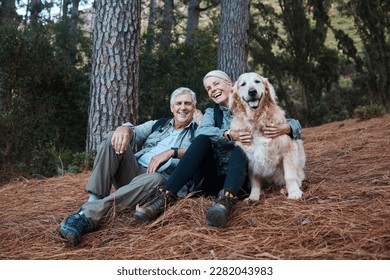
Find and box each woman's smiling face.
[203,76,232,107]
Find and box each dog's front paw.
[287,189,303,199]
[245,194,260,204]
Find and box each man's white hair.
[170,87,197,106]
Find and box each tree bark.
[185,0,201,44]
[218,0,250,82]
[87,0,141,151]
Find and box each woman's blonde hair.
[203,70,232,84]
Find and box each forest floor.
[0,114,389,260]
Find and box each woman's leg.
[206,146,248,228]
[165,135,218,194]
[133,135,219,221]
[223,146,248,195]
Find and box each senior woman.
[133,70,302,227]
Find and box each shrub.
[0,23,90,180]
[70,150,96,173]
[353,104,386,121]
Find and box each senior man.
[58,87,199,246]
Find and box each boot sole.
[206,207,228,227]
[133,210,152,222]
[58,227,80,247]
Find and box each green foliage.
[0,22,91,181]
[353,104,386,121]
[139,29,218,122]
[248,0,390,126]
[249,1,341,126]
[71,150,96,172]
[46,147,96,175]
[336,0,390,106]
[48,146,74,175]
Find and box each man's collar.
[170,118,196,129]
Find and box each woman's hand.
[111,126,133,154]
[230,130,252,146]
[263,123,291,138]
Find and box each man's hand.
[147,150,172,173]
[111,126,133,154]
[263,123,291,138]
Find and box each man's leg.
[59,173,166,246]
[83,173,166,228]
[85,132,142,198]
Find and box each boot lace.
[215,191,236,209]
[65,213,89,233]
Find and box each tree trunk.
[145,0,156,57]
[71,0,80,32]
[1,0,18,24]
[87,0,141,151]
[160,0,174,51]
[185,0,200,44]
[30,0,40,25]
[62,0,70,20]
[218,0,250,82]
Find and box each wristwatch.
[171,147,178,158]
[226,129,233,141]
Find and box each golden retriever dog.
[229,72,305,201]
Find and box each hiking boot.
[206,190,237,227]
[58,212,90,247]
[133,187,176,221]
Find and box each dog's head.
[229,72,278,116]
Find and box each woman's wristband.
[225,129,233,141]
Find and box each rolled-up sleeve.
[123,120,156,147]
[286,118,302,140]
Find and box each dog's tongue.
[249,100,260,109]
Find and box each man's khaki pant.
[81,132,166,228]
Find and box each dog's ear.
[228,80,238,111]
[229,80,245,115]
[262,77,278,105]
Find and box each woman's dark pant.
[165,135,248,197]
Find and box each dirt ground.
[0,114,389,260]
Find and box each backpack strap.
[151,118,171,133]
[213,104,223,129]
[152,118,198,140]
[191,122,198,139]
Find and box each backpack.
[151,118,198,139]
[151,104,221,136]
[151,118,171,133]
[213,103,223,129]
